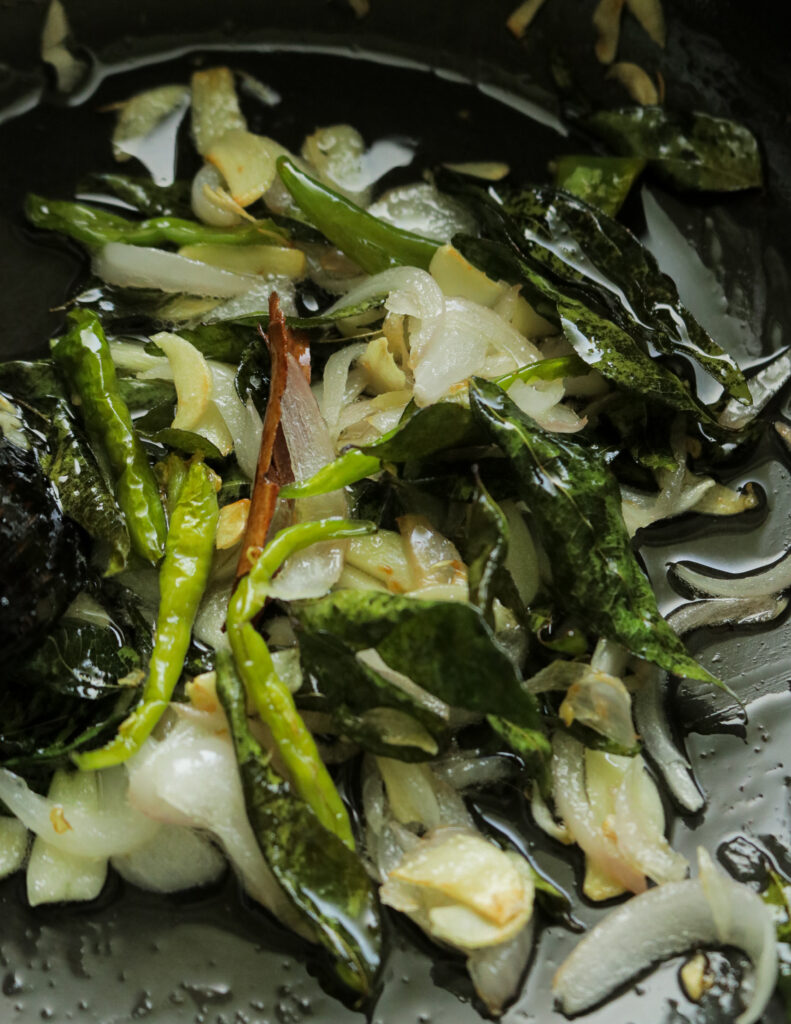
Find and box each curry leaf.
[293,591,547,733]
[469,378,724,688]
[584,107,763,192]
[215,651,382,996]
[553,155,646,216]
[461,477,509,625]
[298,630,450,761]
[498,185,750,404]
[361,400,478,462]
[78,173,193,218]
[0,360,131,575]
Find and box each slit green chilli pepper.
[51,309,167,564]
[277,157,438,274]
[226,517,376,849]
[74,458,219,770]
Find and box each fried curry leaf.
[0,360,131,575]
[215,651,382,995]
[293,591,547,734]
[584,106,763,192]
[498,184,750,404]
[458,233,720,427]
[461,477,509,625]
[361,400,478,461]
[553,155,646,216]
[469,378,724,688]
[298,630,450,761]
[1,611,145,770]
[235,334,271,417]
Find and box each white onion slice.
[268,355,348,600]
[192,163,242,227]
[94,243,260,297]
[327,266,444,321]
[319,341,369,437]
[127,716,308,936]
[632,665,704,814]
[719,351,791,430]
[612,758,689,883]
[0,818,28,879]
[671,551,791,600]
[0,767,158,860]
[666,594,789,635]
[112,825,226,893]
[553,848,778,1024]
[550,733,646,893]
[467,917,535,1017]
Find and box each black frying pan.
[1,2,791,1021]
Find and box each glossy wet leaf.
[0,360,131,575]
[498,184,750,404]
[298,629,450,761]
[469,378,724,688]
[553,155,646,215]
[584,106,763,192]
[215,652,382,995]
[235,334,271,417]
[294,590,546,732]
[461,477,509,624]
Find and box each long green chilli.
[26,194,287,248]
[74,460,219,770]
[51,309,167,564]
[277,157,439,274]
[226,517,376,848]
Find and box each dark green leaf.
[498,185,750,404]
[218,463,251,507]
[469,378,724,688]
[73,281,221,331]
[585,106,763,192]
[298,630,450,760]
[461,477,509,624]
[0,361,131,575]
[215,651,382,995]
[553,155,646,216]
[235,335,271,417]
[361,400,478,462]
[144,426,225,460]
[293,590,547,733]
[117,374,176,411]
[1,606,147,770]
[78,174,193,218]
[179,322,254,362]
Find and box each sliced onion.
[268,354,348,601]
[467,917,535,1017]
[632,664,704,813]
[127,716,308,936]
[0,817,28,879]
[590,637,629,677]
[192,163,242,227]
[112,825,226,893]
[319,341,369,437]
[26,769,108,906]
[94,243,259,297]
[553,847,778,1024]
[327,266,444,321]
[606,62,660,106]
[671,551,791,600]
[346,530,416,593]
[0,767,158,860]
[206,277,297,322]
[559,669,637,749]
[530,788,573,845]
[112,85,189,163]
[412,297,540,406]
[368,184,476,244]
[613,758,688,883]
[550,733,646,893]
[666,594,789,635]
[397,514,469,593]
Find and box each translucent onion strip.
[632,665,704,814]
[553,848,777,1024]
[94,243,259,297]
[671,551,791,600]
[666,594,789,635]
